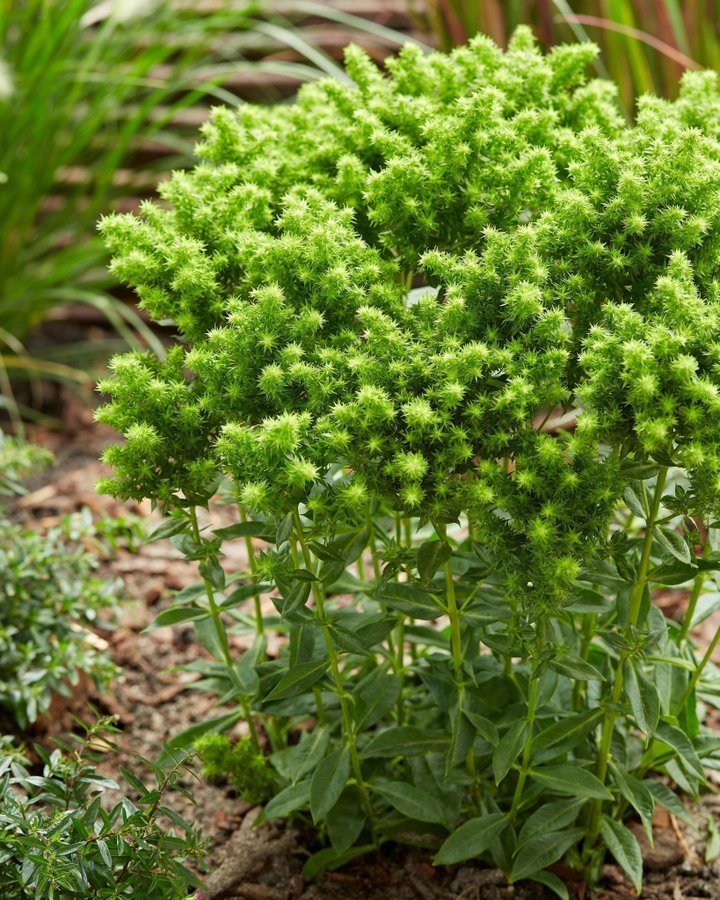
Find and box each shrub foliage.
[97,31,720,892]
[0,718,205,899]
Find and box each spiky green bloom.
[97,31,636,602]
[97,34,720,602]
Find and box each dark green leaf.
[220,582,272,609]
[119,767,149,797]
[464,711,499,747]
[146,606,210,630]
[270,727,330,784]
[600,817,643,893]
[278,581,312,618]
[199,557,225,591]
[527,870,569,900]
[354,673,400,730]
[147,517,187,543]
[434,814,508,865]
[265,659,329,701]
[656,722,705,779]
[320,560,347,585]
[567,588,610,614]
[620,462,660,480]
[647,561,697,586]
[492,720,527,785]
[549,655,605,682]
[624,660,660,734]
[214,522,273,541]
[310,747,351,823]
[193,616,226,662]
[531,710,603,765]
[655,527,692,565]
[326,787,366,852]
[417,540,451,583]
[529,765,612,800]
[276,514,293,545]
[610,763,655,844]
[518,799,585,847]
[377,582,446,620]
[371,780,446,825]
[623,486,647,520]
[262,780,310,820]
[301,845,372,879]
[511,828,585,882]
[330,624,373,657]
[362,727,449,759]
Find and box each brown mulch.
[7,418,720,900]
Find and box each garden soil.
[11,423,720,900]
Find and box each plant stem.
[675,623,720,716]
[292,510,378,841]
[572,613,597,711]
[510,660,540,819]
[678,567,706,644]
[366,504,382,581]
[585,466,668,848]
[238,505,264,637]
[437,523,470,778]
[189,508,260,752]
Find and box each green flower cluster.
[98,33,720,605]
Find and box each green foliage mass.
[195,733,273,805]
[0,443,118,728]
[97,31,720,893]
[0,717,205,899]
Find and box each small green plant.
[195,733,273,805]
[0,504,119,728]
[0,437,119,728]
[0,715,206,899]
[97,32,720,894]
[0,432,52,496]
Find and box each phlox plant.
[96,30,720,894]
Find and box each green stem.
[239,505,263,637]
[437,524,469,778]
[572,614,597,711]
[190,508,260,752]
[395,618,406,726]
[392,517,416,726]
[293,510,377,842]
[675,623,720,716]
[585,466,668,849]
[678,567,706,644]
[510,662,540,819]
[366,504,382,582]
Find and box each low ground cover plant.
[97,31,720,893]
[0,716,205,899]
[0,436,118,729]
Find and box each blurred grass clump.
[0,0,420,425]
[411,0,720,113]
[0,0,235,419]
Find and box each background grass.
[411,0,720,113]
